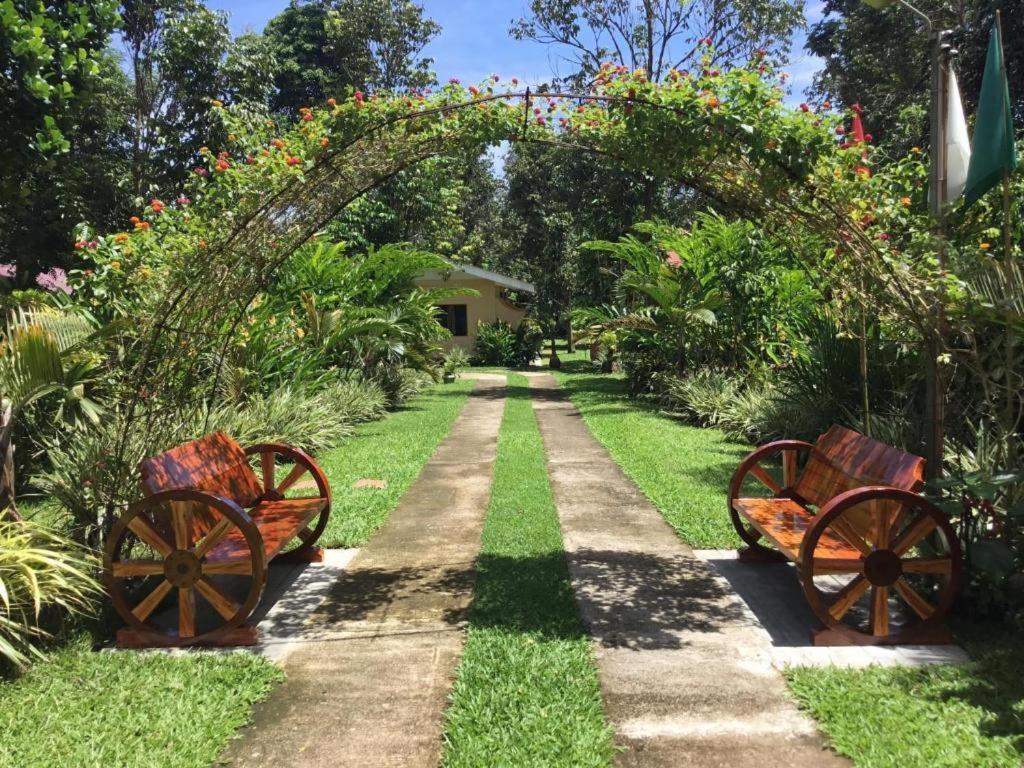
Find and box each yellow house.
[416,263,535,352]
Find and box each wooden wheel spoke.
[276,463,310,495]
[901,557,953,574]
[112,559,165,578]
[179,587,196,638]
[297,527,315,543]
[831,517,873,556]
[195,577,240,621]
[194,517,234,559]
[827,575,869,620]
[201,557,254,575]
[812,557,864,575]
[894,577,935,620]
[870,586,890,636]
[171,502,194,550]
[127,514,174,557]
[133,579,173,621]
[260,451,275,493]
[748,462,782,495]
[892,513,938,556]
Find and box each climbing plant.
[70,43,962,518]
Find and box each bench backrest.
[139,432,263,508]
[794,425,925,542]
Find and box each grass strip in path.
[552,360,747,549]
[317,378,474,547]
[442,374,614,768]
[0,640,282,768]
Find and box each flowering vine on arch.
[72,47,950,512]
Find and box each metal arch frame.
[107,87,925,516]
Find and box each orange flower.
[706,96,720,109]
[150,199,164,213]
[320,137,330,147]
[327,97,337,107]
[215,159,230,172]
[899,197,912,205]
[286,155,302,166]
[113,233,129,243]
[270,138,285,149]
[134,221,150,231]
[129,216,140,225]
[980,242,991,250]
[198,239,207,249]
[210,99,223,108]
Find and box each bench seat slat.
[204,498,327,563]
[733,497,863,563]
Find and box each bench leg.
[274,546,325,564]
[737,546,788,564]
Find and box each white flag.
[946,69,971,201]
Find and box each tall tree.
[807,0,1023,153]
[511,0,805,86]
[0,0,120,268]
[265,0,438,114]
[122,0,275,196]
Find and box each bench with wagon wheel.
[103,432,331,648]
[728,425,962,646]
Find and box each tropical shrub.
[206,387,354,454]
[374,368,431,408]
[471,319,543,368]
[0,520,99,667]
[327,378,388,424]
[472,320,516,366]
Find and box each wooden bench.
[728,425,962,646]
[103,432,331,648]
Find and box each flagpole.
[996,10,1017,464]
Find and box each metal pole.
[924,27,950,479]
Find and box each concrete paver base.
[527,373,848,768]
[218,375,506,768]
[695,550,969,669]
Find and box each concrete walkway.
[218,374,506,768]
[527,373,848,768]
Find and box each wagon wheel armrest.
[134,488,256,528]
[244,442,332,500]
[799,485,948,563]
[728,439,815,501]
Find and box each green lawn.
[786,633,1024,768]
[0,640,282,768]
[316,378,474,547]
[552,355,1024,768]
[552,358,748,549]
[442,374,615,767]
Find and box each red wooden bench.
[728,425,962,646]
[103,432,331,648]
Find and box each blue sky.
[209,0,826,103]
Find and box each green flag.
[964,21,1018,207]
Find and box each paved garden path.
[526,373,848,768]
[219,374,506,768]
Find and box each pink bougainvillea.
[36,267,73,294]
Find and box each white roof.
[419,263,535,294]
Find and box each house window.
[438,304,468,336]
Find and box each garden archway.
[100,61,941,509]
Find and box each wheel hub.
[864,549,902,587]
[164,549,201,587]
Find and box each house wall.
[414,275,528,353]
